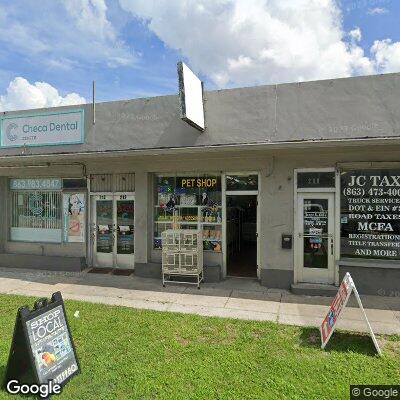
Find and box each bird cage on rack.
[161,229,203,288]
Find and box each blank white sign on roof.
[177,61,205,131]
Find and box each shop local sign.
[0,109,84,148]
[320,272,382,355]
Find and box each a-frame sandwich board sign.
[320,273,382,356]
[2,291,80,394]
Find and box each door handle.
[330,238,334,256]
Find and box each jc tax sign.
[3,292,80,392]
[0,109,84,148]
[320,273,382,355]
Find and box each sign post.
[2,292,80,394]
[320,272,382,356]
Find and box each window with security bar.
[10,190,62,242]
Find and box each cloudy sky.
[0,0,399,111]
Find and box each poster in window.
[63,193,85,243]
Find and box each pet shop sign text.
[178,177,219,189]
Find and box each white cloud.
[119,0,377,87]
[61,0,136,67]
[0,77,86,112]
[368,7,388,15]
[371,39,400,73]
[64,0,116,40]
[0,1,135,70]
[349,28,362,43]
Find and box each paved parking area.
[0,267,399,335]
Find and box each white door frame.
[89,192,135,269]
[222,172,260,279]
[293,168,340,285]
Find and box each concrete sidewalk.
[0,267,399,335]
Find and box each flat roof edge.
[0,135,400,163]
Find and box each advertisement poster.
[63,193,85,243]
[26,305,79,384]
[341,170,400,260]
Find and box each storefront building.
[0,72,399,295]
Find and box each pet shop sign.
[177,177,219,189]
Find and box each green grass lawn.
[0,294,399,400]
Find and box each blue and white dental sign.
[0,109,84,148]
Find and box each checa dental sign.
[0,109,84,148]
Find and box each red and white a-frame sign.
[320,272,382,356]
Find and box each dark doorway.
[226,195,257,277]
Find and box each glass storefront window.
[154,174,222,252]
[341,169,400,260]
[10,190,62,242]
[226,174,258,191]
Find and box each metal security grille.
[115,173,135,192]
[90,174,113,192]
[89,173,135,192]
[11,191,62,229]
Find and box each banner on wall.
[63,193,85,243]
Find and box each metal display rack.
[161,229,203,288]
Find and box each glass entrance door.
[115,196,135,268]
[92,194,135,269]
[297,193,335,284]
